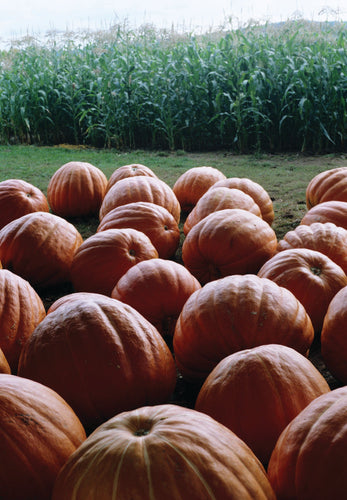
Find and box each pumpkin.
[70,228,158,296]
[258,248,347,333]
[267,386,347,500]
[47,161,108,217]
[97,201,180,259]
[0,373,86,500]
[182,208,277,284]
[0,269,46,372]
[195,344,330,465]
[111,258,201,337]
[106,163,158,192]
[172,166,227,213]
[52,404,276,500]
[0,179,49,230]
[18,294,177,432]
[47,292,106,314]
[306,166,347,209]
[0,348,10,374]
[210,176,275,225]
[173,274,314,382]
[321,286,347,384]
[99,176,181,223]
[183,187,262,235]
[300,200,347,230]
[0,211,83,288]
[276,222,347,274]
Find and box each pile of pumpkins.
[0,161,347,499]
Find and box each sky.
[1,0,346,42]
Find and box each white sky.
[1,0,346,42]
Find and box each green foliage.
[0,20,346,153]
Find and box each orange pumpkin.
[47,161,108,217]
[183,187,262,235]
[0,179,49,230]
[97,201,180,259]
[106,163,158,192]
[111,258,201,337]
[0,373,86,500]
[0,211,83,288]
[306,166,347,209]
[172,166,226,213]
[52,404,276,500]
[258,248,347,333]
[211,177,274,225]
[0,269,46,372]
[18,295,177,432]
[99,176,181,223]
[173,274,314,382]
[195,344,330,465]
[277,222,347,274]
[0,348,10,374]
[267,386,347,500]
[301,200,347,229]
[70,228,158,296]
[47,292,106,314]
[182,208,277,284]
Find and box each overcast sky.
[1,0,346,41]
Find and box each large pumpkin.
[267,386,347,500]
[18,294,177,432]
[173,274,314,382]
[99,176,181,223]
[183,187,262,235]
[97,201,180,259]
[321,286,347,384]
[47,161,108,217]
[0,211,83,288]
[52,404,276,500]
[182,208,277,284]
[258,248,347,333]
[276,222,347,274]
[111,258,201,337]
[172,166,226,213]
[0,269,46,372]
[106,163,158,192]
[0,373,86,500]
[210,176,274,225]
[306,166,347,209]
[0,179,49,230]
[70,228,158,296]
[195,344,330,465]
[300,200,347,229]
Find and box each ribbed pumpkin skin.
[0,179,49,230]
[172,166,227,213]
[18,295,177,432]
[0,348,10,373]
[173,275,314,382]
[183,187,262,235]
[306,166,347,209]
[97,201,180,259]
[277,222,347,274]
[47,161,108,217]
[321,287,347,384]
[52,404,276,500]
[211,177,275,225]
[106,164,158,192]
[182,209,277,285]
[71,228,158,296]
[300,200,347,229]
[195,344,330,466]
[0,269,46,372]
[258,248,347,333]
[99,176,181,223]
[111,259,201,337]
[0,374,86,500]
[47,292,106,314]
[267,386,347,500]
[0,211,83,288]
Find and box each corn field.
[0,20,346,153]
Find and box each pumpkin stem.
[134,427,151,436]
[310,266,322,276]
